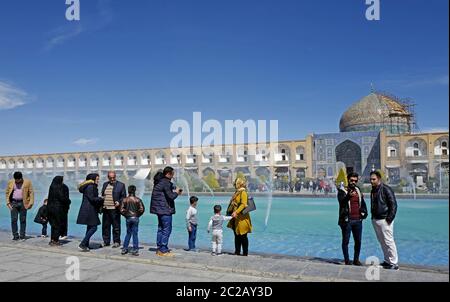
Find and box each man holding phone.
[337,172,368,266]
[150,166,182,257]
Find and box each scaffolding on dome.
[375,90,419,134]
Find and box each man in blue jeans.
[337,172,368,266]
[150,167,182,257]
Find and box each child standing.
[185,196,199,251]
[120,185,145,256]
[207,205,232,256]
[34,199,49,238]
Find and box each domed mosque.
[312,90,418,181]
[339,92,414,135]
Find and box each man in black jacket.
[337,172,368,266]
[150,166,182,256]
[101,171,127,248]
[370,170,399,270]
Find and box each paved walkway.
[0,231,447,282]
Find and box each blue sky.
[0,0,448,156]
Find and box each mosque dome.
[339,92,412,134]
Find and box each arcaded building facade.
[0,92,448,189]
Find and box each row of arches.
[0,144,308,170]
[387,136,448,158]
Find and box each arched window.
[46,158,54,168]
[90,155,99,167]
[236,147,249,163]
[413,144,419,156]
[36,158,44,169]
[79,156,87,168]
[276,145,290,162]
[202,152,213,164]
[141,153,151,166]
[296,146,305,161]
[155,151,166,165]
[387,140,399,158]
[114,154,124,166]
[8,160,15,169]
[407,139,426,157]
[102,154,111,167]
[281,149,286,161]
[25,159,33,169]
[127,154,137,166]
[442,141,448,155]
[67,157,76,168]
[17,159,25,169]
[255,147,269,162]
[56,157,65,168]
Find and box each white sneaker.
[60,236,68,240]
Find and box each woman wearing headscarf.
[47,176,71,246]
[227,177,253,256]
[76,173,104,251]
[60,186,71,240]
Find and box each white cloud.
[403,75,449,88]
[44,25,84,51]
[419,127,449,134]
[73,138,98,146]
[0,81,28,110]
[44,0,113,51]
[380,75,449,88]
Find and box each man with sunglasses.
[337,172,368,266]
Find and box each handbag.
[227,191,256,216]
[242,196,256,215]
[226,199,234,216]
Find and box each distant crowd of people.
[4,168,399,269]
[246,178,336,195]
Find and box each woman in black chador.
[47,176,71,246]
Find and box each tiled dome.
[339,93,411,134]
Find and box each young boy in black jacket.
[120,185,145,256]
[34,199,49,238]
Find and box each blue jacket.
[101,181,127,207]
[150,177,178,215]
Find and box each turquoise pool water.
[1,194,448,267]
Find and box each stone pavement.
[0,231,447,282]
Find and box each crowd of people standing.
[3,167,255,258]
[3,167,399,269]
